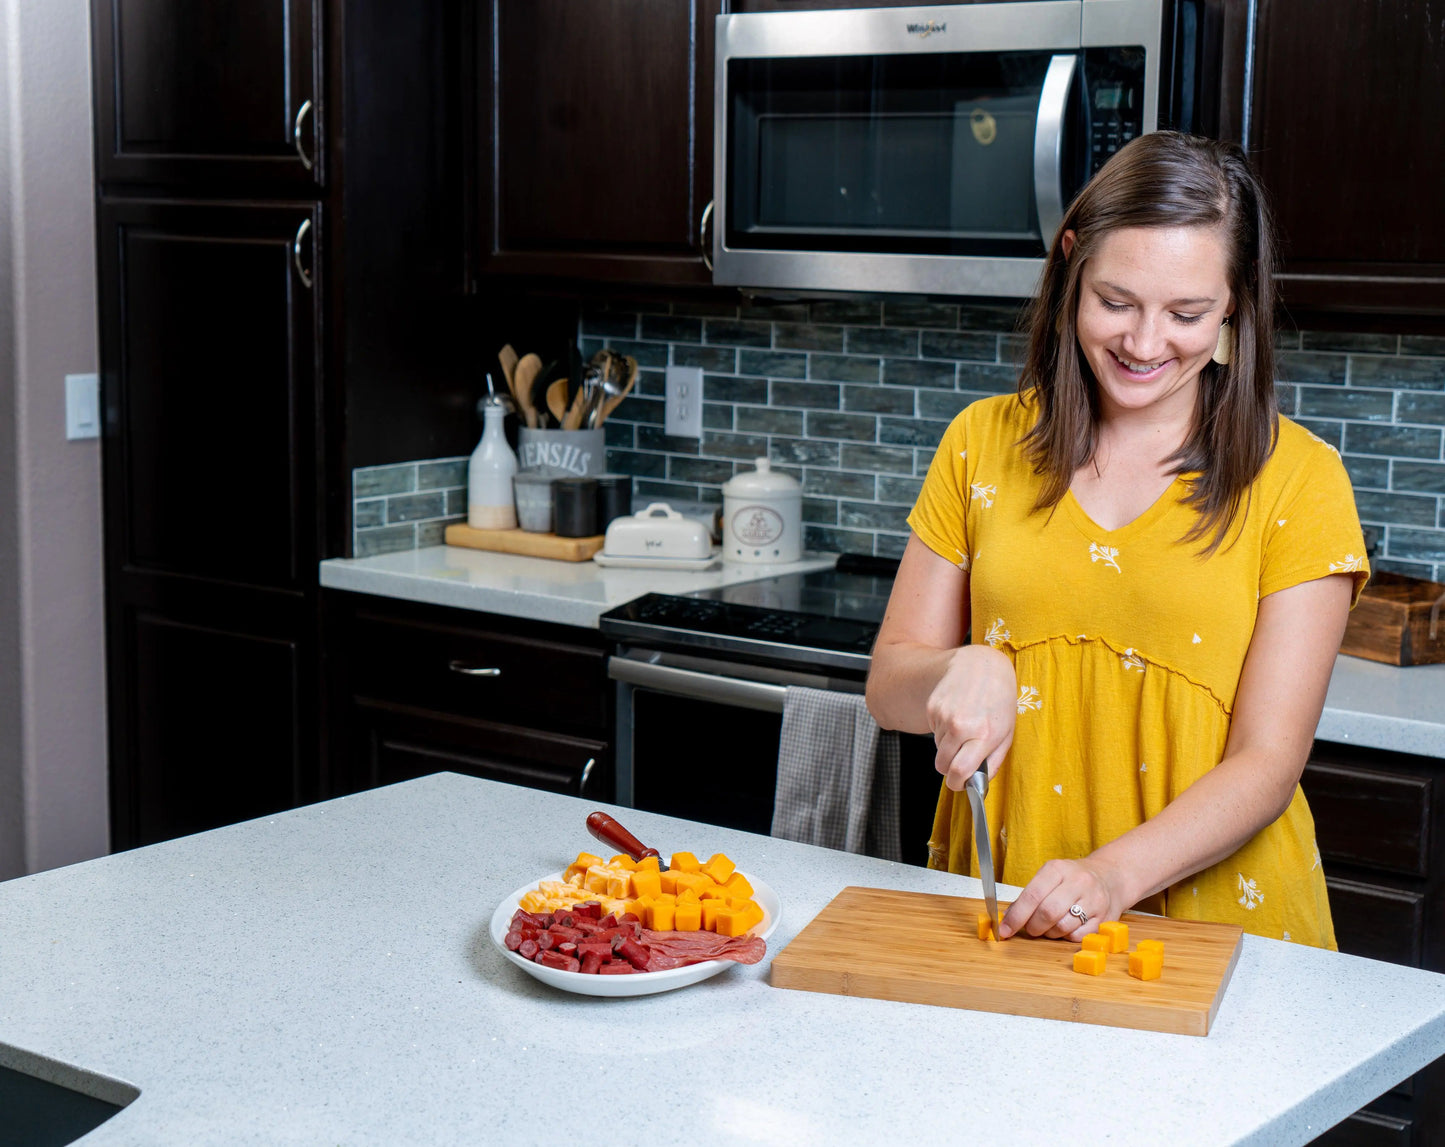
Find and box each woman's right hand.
[926,644,1018,790]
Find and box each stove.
[597,553,899,675]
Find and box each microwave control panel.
[1083,47,1147,178]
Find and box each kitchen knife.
[585,811,668,870]
[965,768,1001,939]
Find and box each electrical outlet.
[664,365,703,439]
[65,373,100,440]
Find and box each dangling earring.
[1212,317,1233,366]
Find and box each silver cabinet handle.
[448,660,501,677]
[577,757,597,796]
[293,98,315,171]
[1032,53,1079,251]
[292,217,313,288]
[699,199,714,272]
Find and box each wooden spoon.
[594,355,636,426]
[546,377,570,426]
[497,344,520,402]
[511,353,543,429]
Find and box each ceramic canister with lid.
[721,457,802,563]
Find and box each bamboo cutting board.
[770,888,1244,1036]
[444,523,604,561]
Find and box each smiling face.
[1069,224,1234,424]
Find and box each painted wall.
[0,0,107,879]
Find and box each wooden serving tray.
[444,524,604,561]
[770,888,1244,1036]
[1341,571,1445,666]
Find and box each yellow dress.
[907,393,1369,948]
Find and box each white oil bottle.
[468,388,518,529]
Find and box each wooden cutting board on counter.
[770,888,1244,1036]
[444,523,604,561]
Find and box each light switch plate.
[664,365,704,439]
[65,373,100,440]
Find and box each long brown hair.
[1019,132,1279,553]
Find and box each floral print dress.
[907,394,1369,948]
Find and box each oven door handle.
[608,657,787,714]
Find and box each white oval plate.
[490,871,780,998]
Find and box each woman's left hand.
[998,856,1127,941]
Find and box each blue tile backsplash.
[352,298,1445,583]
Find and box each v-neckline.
[1062,474,1186,540]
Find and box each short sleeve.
[907,408,972,568]
[1258,433,1370,606]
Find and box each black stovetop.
[597,553,899,675]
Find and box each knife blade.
[965,768,1001,939]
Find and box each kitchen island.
[3,773,1445,1146]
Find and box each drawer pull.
[449,660,501,677]
[577,757,597,797]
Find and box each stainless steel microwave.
[712,0,1220,299]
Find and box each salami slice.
[637,929,767,972]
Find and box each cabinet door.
[348,701,609,799]
[1250,0,1445,315]
[92,0,322,188]
[478,0,721,285]
[98,199,322,591]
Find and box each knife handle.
[967,768,989,799]
[586,811,662,865]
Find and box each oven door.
[609,647,940,865]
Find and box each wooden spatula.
[498,344,520,401]
[546,377,570,426]
[511,353,542,429]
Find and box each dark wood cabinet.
[476,0,722,286]
[325,591,613,801]
[92,0,323,190]
[1248,0,1445,319]
[1302,742,1445,1146]
[97,198,324,847]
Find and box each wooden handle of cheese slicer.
[586,811,663,867]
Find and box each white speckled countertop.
[3,773,1445,1146]
[320,544,838,628]
[322,546,1445,759]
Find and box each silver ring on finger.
[1068,903,1089,926]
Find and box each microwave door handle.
[1033,53,1079,250]
[608,657,787,714]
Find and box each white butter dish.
[592,551,719,571]
[600,502,714,560]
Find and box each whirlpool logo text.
[906,20,946,37]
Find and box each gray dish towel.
[771,686,902,862]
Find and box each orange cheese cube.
[702,853,736,885]
[634,855,660,873]
[1097,921,1129,953]
[735,899,765,932]
[630,869,662,900]
[699,881,728,900]
[1081,933,1111,953]
[715,907,753,937]
[677,887,701,904]
[1137,938,1165,957]
[647,900,675,930]
[674,872,706,898]
[976,913,995,941]
[722,872,754,899]
[1128,948,1163,981]
[674,901,703,931]
[657,891,677,904]
[623,897,648,919]
[669,851,700,873]
[658,870,679,895]
[701,900,725,931]
[608,854,638,871]
[563,852,604,881]
[1073,949,1107,976]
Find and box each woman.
[866,133,1368,948]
